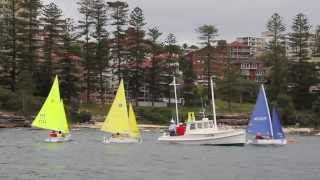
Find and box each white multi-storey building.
[236,36,266,57]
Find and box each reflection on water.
[0,128,320,180]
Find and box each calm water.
[0,128,319,180]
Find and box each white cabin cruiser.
[158,118,245,145]
[158,76,246,146]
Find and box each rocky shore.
[0,112,29,128]
[217,113,248,126]
[72,121,320,136]
[1,111,319,136]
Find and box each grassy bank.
[79,100,254,125]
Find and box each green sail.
[32,76,70,133]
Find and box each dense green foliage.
[265,13,288,101]
[127,7,147,104]
[146,27,163,106]
[196,24,218,99]
[288,13,318,109]
[0,2,319,127]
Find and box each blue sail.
[247,85,272,137]
[272,107,285,139]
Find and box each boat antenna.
[170,76,180,124]
[210,76,218,130]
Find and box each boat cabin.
[185,118,216,135]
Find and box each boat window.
[209,121,213,128]
[190,123,196,130]
[197,123,203,129]
[204,122,209,128]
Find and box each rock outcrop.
[217,113,249,126]
[0,112,29,128]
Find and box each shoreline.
[71,122,167,131]
[1,121,319,136]
[71,122,320,135]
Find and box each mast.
[210,76,217,130]
[261,84,273,138]
[172,76,179,124]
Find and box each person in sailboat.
[255,132,272,140]
[255,132,264,140]
[49,130,57,138]
[176,122,186,136]
[57,131,65,138]
[168,119,176,136]
[112,132,121,138]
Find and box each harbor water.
[0,128,319,180]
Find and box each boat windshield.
[190,123,196,130]
[197,123,203,129]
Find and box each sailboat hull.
[247,138,287,146]
[45,135,72,143]
[103,137,142,144]
[158,129,245,146]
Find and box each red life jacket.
[49,132,57,137]
[176,125,186,136]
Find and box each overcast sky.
[43,0,320,45]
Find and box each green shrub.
[70,111,92,123]
[138,107,172,124]
[276,94,296,125]
[0,87,20,111]
[295,111,318,127]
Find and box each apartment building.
[236,36,266,57]
[186,40,267,84]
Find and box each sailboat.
[246,84,287,145]
[32,76,71,143]
[158,76,246,145]
[101,79,142,144]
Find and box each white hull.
[45,135,72,143]
[158,129,245,145]
[247,138,287,146]
[103,137,142,144]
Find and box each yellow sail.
[59,99,70,134]
[128,103,140,139]
[32,76,70,133]
[101,79,129,134]
[188,112,195,122]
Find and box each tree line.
[260,13,319,125]
[0,1,319,126]
[0,0,183,110]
